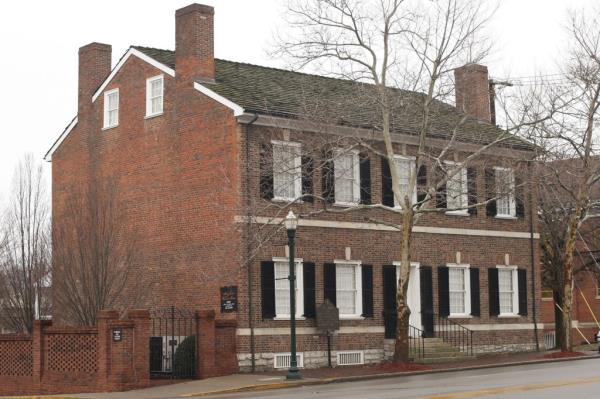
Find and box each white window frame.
[393,155,417,209]
[447,263,471,317]
[271,140,302,202]
[496,265,519,317]
[334,149,361,206]
[146,75,164,118]
[103,88,119,129]
[333,260,363,319]
[273,257,304,320]
[445,161,468,216]
[494,167,516,218]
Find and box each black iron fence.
[149,307,197,379]
[408,324,426,359]
[434,314,474,356]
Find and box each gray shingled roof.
[134,46,532,150]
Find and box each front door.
[405,264,422,332]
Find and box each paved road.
[202,358,600,399]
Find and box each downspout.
[529,160,540,351]
[244,112,259,371]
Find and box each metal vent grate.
[274,353,304,369]
[337,351,364,366]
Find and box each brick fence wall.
[0,309,238,396]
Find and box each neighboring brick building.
[47,4,543,371]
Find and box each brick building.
[47,4,543,372]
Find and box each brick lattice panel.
[0,339,33,376]
[45,333,98,373]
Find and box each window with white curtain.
[146,75,164,117]
[448,264,470,316]
[445,162,468,214]
[103,89,119,129]
[498,267,518,315]
[335,262,362,317]
[274,259,303,318]
[495,167,516,217]
[394,156,416,208]
[334,150,360,205]
[272,141,302,201]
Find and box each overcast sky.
[0,0,595,206]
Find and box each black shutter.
[420,266,434,337]
[260,261,275,319]
[485,168,497,217]
[303,262,316,318]
[321,150,335,203]
[301,156,314,203]
[359,153,372,205]
[488,268,500,316]
[467,167,478,215]
[438,266,449,317]
[381,156,394,207]
[323,263,337,306]
[361,265,374,318]
[515,175,525,218]
[518,269,528,316]
[382,265,397,339]
[259,143,273,200]
[417,165,428,204]
[436,170,447,210]
[470,268,480,317]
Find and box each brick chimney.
[78,42,112,116]
[175,4,215,83]
[454,63,491,123]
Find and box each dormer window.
[103,89,119,129]
[146,75,164,117]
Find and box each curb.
[0,397,84,399]
[180,354,600,398]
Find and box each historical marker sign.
[112,329,122,342]
[220,286,238,313]
[316,300,340,333]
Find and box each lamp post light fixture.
[284,210,302,380]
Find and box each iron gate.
[149,307,197,379]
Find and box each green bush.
[173,335,196,378]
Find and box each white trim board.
[193,82,245,116]
[92,48,175,102]
[235,216,540,239]
[44,117,78,161]
[237,323,541,336]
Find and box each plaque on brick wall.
[316,300,339,333]
[112,329,122,342]
[220,286,238,313]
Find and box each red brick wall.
[52,53,242,323]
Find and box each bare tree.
[0,155,51,333]
[271,0,546,361]
[52,179,145,326]
[523,8,600,351]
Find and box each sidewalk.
[4,349,599,399]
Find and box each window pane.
[151,79,163,97]
[336,264,356,315]
[395,158,413,206]
[447,166,466,209]
[274,262,300,316]
[449,268,465,314]
[496,169,514,215]
[498,269,514,314]
[335,153,356,203]
[273,144,300,199]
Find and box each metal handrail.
[408,324,426,359]
[434,314,474,356]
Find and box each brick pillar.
[32,319,51,386]
[97,310,119,389]
[128,309,151,387]
[196,310,216,378]
[215,319,238,376]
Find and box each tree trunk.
[553,291,564,349]
[393,208,414,362]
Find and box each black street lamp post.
[284,210,301,380]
